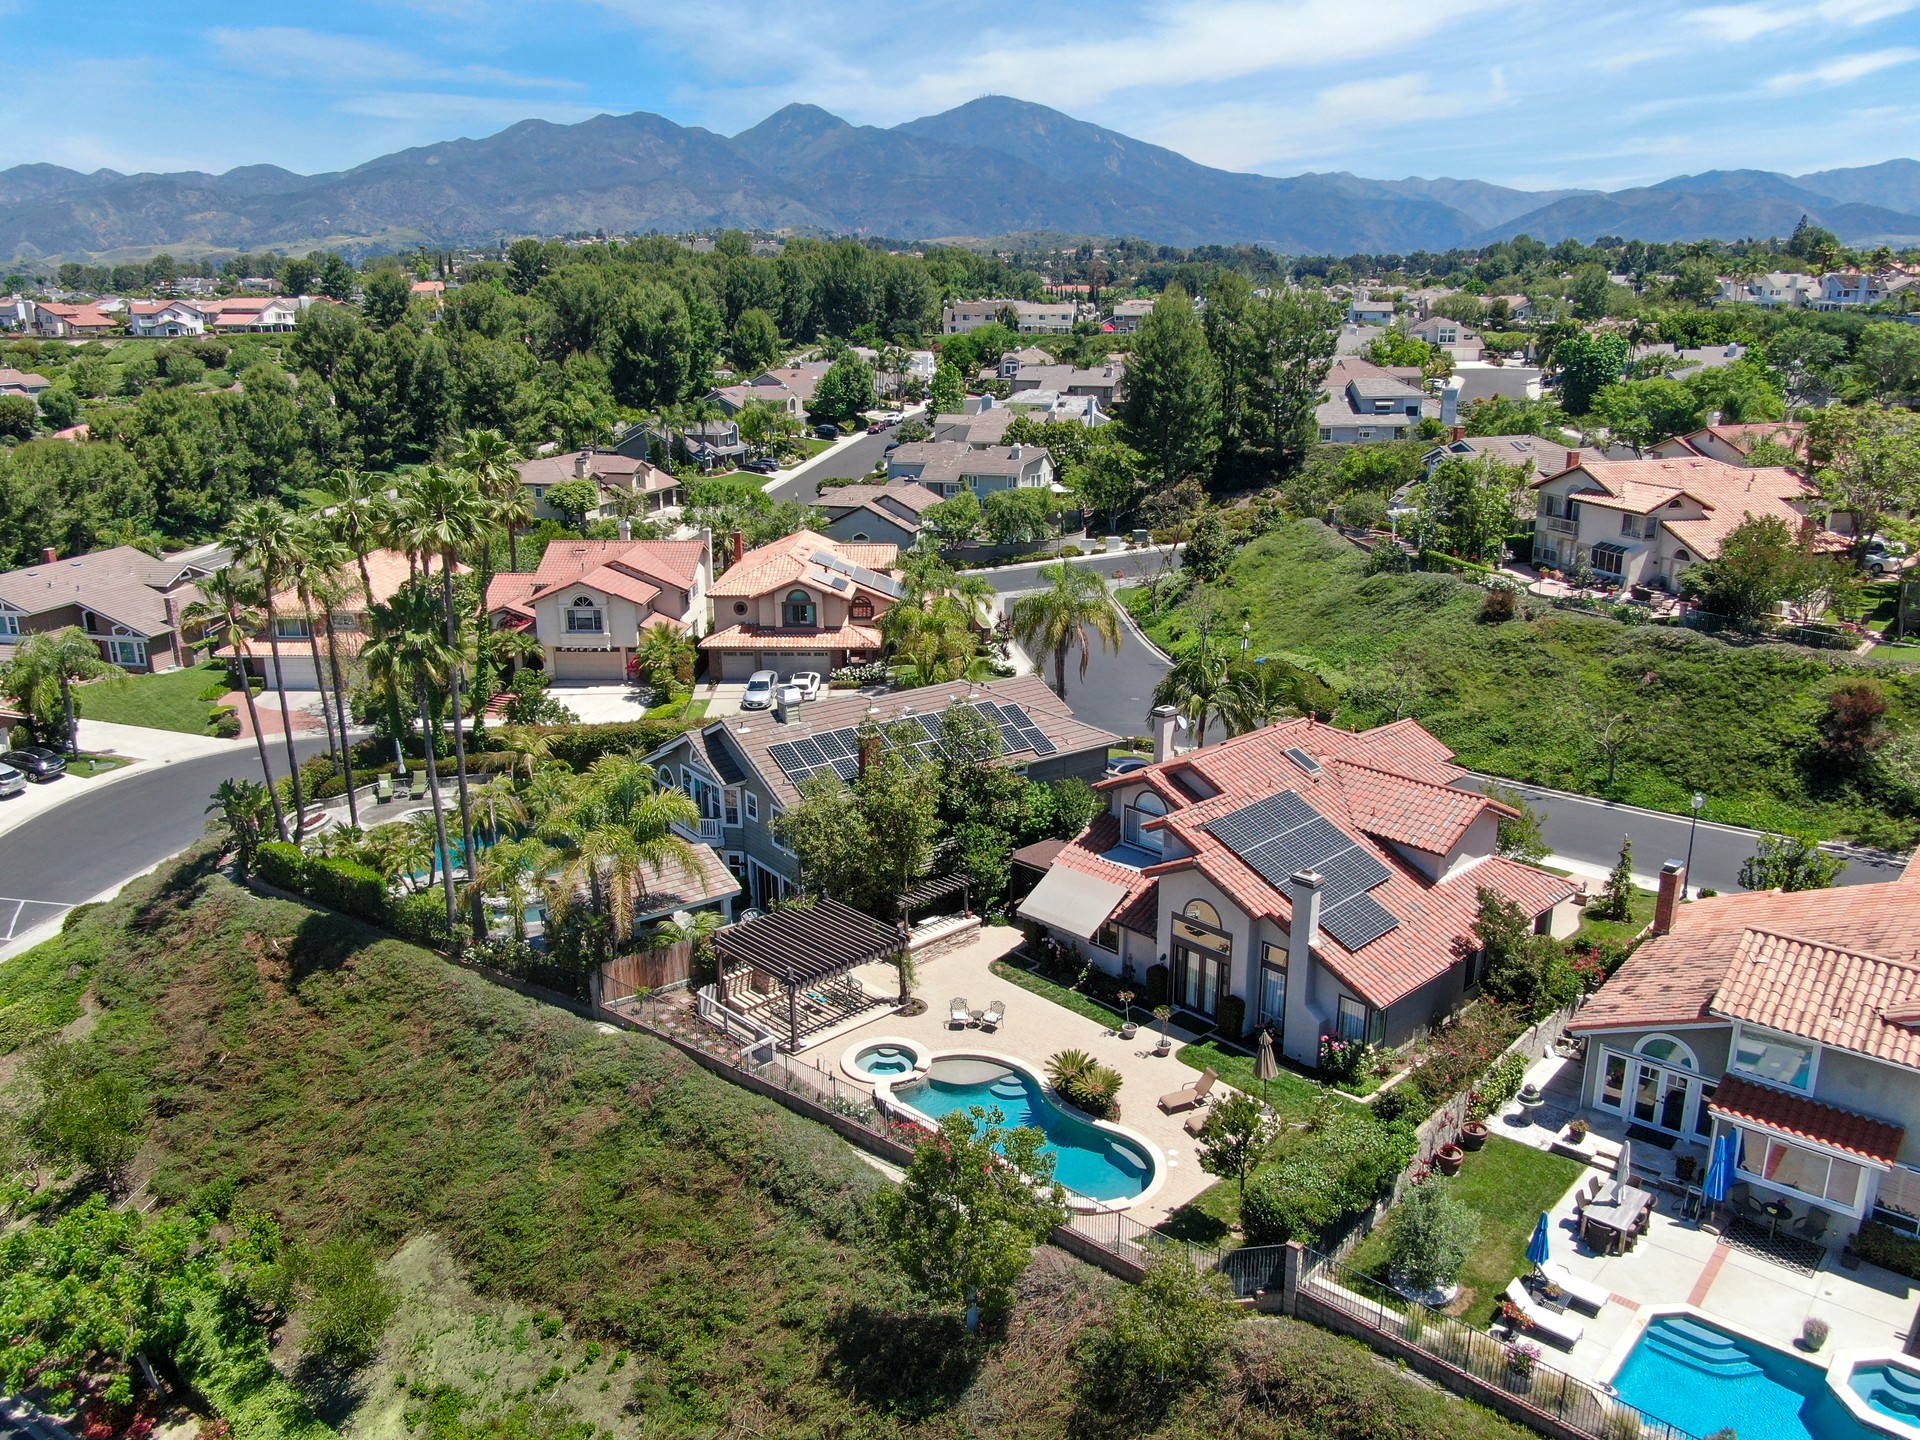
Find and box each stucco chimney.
[574,449,591,478]
[1285,870,1324,977]
[618,517,631,542]
[1151,703,1180,763]
[1653,860,1685,934]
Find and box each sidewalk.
[0,720,245,843]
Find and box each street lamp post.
[1683,792,1705,898]
[1241,619,1251,656]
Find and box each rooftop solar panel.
[768,741,806,779]
[1321,892,1400,950]
[1027,733,1058,756]
[830,756,860,781]
[816,730,852,759]
[790,736,828,767]
[999,703,1033,729]
[1318,846,1392,907]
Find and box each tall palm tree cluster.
[298,752,701,969]
[193,429,540,938]
[878,550,1002,687]
[1151,645,1339,746]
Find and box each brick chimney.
[729,529,745,569]
[1653,860,1685,935]
[1565,449,1582,473]
[856,728,881,779]
[1451,424,1466,442]
[40,546,56,563]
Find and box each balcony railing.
[674,818,724,843]
[1541,516,1578,536]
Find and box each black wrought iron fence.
[1298,1249,1700,1440]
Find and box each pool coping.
[1605,1306,1919,1440]
[868,1047,1168,1215]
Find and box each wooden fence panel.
[602,941,693,998]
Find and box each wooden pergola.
[897,871,970,928]
[712,899,904,1051]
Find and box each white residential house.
[941,299,1076,334]
[1315,359,1426,443]
[1346,298,1395,327]
[486,536,709,683]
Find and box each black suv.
[1,747,66,781]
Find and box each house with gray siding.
[644,676,1119,912]
[1569,862,1920,1243]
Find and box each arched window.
[1675,549,1692,562]
[1123,790,1166,852]
[1636,1034,1697,1071]
[567,594,603,634]
[1183,899,1221,929]
[850,596,874,619]
[783,588,816,627]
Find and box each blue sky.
[1,0,1916,191]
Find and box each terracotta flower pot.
[1461,1121,1489,1151]
[1436,1144,1465,1176]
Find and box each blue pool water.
[1613,1315,1881,1440]
[1850,1361,1920,1430]
[892,1057,1154,1202]
[854,1044,917,1078]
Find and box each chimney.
[1451,424,1465,442]
[574,449,591,478]
[1151,703,1180,763]
[1565,448,1582,473]
[729,529,745,569]
[618,517,632,542]
[1286,870,1325,977]
[1653,861,1685,934]
[41,546,56,563]
[856,728,881,779]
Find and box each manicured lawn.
[706,469,774,489]
[1160,1179,1243,1248]
[1176,1037,1345,1128]
[75,660,225,734]
[1344,1135,1588,1323]
[66,753,132,778]
[1573,886,1656,948]
[645,695,710,723]
[989,956,1133,1031]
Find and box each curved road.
[0,738,326,945]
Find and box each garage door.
[553,648,627,681]
[773,654,830,680]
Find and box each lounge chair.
[1183,1108,1213,1138]
[413,771,430,800]
[979,999,1004,1032]
[1159,1068,1217,1114]
[949,997,971,1029]
[1537,1261,1610,1314]
[376,774,394,802]
[1503,1279,1585,1349]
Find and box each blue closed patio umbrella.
[1527,1210,1552,1271]
[1703,1131,1735,1207]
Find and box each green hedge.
[255,841,306,892]
[1851,1223,1920,1279]
[390,889,452,949]
[527,716,697,771]
[1242,1107,1418,1247]
[302,856,390,927]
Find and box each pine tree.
[1594,835,1634,921]
[1119,282,1220,489]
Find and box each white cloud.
[1685,0,1918,41]
[1765,45,1920,90]
[205,26,578,91]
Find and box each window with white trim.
[1122,790,1166,853]
[106,638,147,666]
[723,788,740,826]
[0,613,18,637]
[566,595,604,633]
[1733,1125,1867,1212]
[743,791,759,823]
[274,616,311,639]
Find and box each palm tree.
[1153,648,1232,747]
[1,626,121,758]
[287,516,346,775]
[205,777,275,874]
[305,467,390,608]
[536,754,699,955]
[490,484,538,578]
[364,588,462,934]
[650,907,724,985]
[184,569,287,838]
[391,464,490,942]
[1219,658,1301,737]
[462,836,553,942]
[1007,562,1122,699]
[307,560,365,826]
[225,499,310,837]
[470,774,527,845]
[634,621,696,698]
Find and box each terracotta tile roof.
[486,572,539,622]
[677,674,1117,811]
[525,538,704,600]
[1676,421,1806,457]
[1711,927,1920,1069]
[1538,457,1843,562]
[574,564,661,610]
[709,530,900,599]
[1709,1075,1904,1166]
[268,547,426,611]
[698,621,882,652]
[1053,813,1160,936]
[1072,718,1572,1007]
[1572,882,1920,1049]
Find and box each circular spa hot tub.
[841,1036,932,1082]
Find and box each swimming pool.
[885,1055,1157,1204]
[844,1038,930,1079]
[1612,1314,1893,1440]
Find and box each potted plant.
[1567,1117,1589,1144]
[1800,1317,1830,1352]
[1116,989,1138,1040]
[1152,1005,1173,1056]
[1505,1339,1541,1391]
[1461,1118,1490,1151]
[1435,1142,1465,1176]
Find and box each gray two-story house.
[1570,865,1920,1245]
[644,676,1119,912]
[885,440,1055,499]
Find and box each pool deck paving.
[800,923,1231,1226]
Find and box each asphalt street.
[766,429,897,504]
[0,737,326,941]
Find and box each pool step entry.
[989,1077,1029,1101]
[1859,1365,1920,1419]
[1874,1365,1920,1399]
[1640,1319,1763,1378]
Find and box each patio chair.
[1573,1174,1605,1212]
[376,773,394,802]
[1537,1261,1609,1314]
[1159,1068,1217,1114]
[1503,1279,1586,1349]
[979,999,1005,1032]
[949,997,971,1029]
[1794,1208,1830,1244]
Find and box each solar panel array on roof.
[1203,790,1400,950]
[765,700,1061,786]
[810,548,905,600]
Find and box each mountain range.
[3,97,1919,262]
